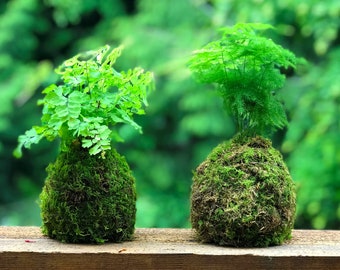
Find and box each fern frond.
[188,23,301,137]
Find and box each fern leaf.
[188,23,302,136]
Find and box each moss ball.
[40,142,136,244]
[191,136,296,247]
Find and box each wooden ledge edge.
[1,228,340,270]
[0,227,339,256]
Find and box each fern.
[188,23,300,137]
[14,45,154,157]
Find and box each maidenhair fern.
[14,45,154,157]
[188,23,300,136]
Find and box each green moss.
[191,136,296,247]
[40,141,136,244]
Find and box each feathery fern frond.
[188,23,300,136]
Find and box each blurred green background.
[0,0,339,229]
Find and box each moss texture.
[40,141,136,244]
[191,136,296,247]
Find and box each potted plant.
[188,23,302,247]
[14,45,154,243]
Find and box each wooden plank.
[0,227,340,269]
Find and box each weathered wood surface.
[0,227,339,269]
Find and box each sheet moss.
[40,140,136,244]
[191,136,296,247]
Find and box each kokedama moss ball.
[40,141,136,244]
[191,136,296,247]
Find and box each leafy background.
[0,0,339,229]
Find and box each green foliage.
[283,48,340,229]
[188,23,299,136]
[107,0,230,228]
[1,0,340,230]
[40,142,136,243]
[14,45,154,157]
[0,0,57,211]
[191,136,296,247]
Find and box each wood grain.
[0,227,339,269]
